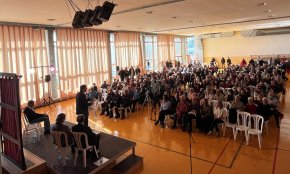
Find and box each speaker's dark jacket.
[76,92,90,115]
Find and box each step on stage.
[23,122,143,174]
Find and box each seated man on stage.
[72,114,100,157]
[23,100,51,135]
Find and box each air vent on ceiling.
[201,31,234,39]
[241,27,290,37]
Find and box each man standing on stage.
[76,85,91,126]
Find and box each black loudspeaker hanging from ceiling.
[90,6,103,26]
[71,1,115,29]
[72,11,85,28]
[81,9,94,27]
[98,1,115,22]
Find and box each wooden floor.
[35,81,290,174]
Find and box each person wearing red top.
[172,95,189,129]
[245,97,257,114]
[240,58,247,67]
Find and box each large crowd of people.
[87,58,287,136]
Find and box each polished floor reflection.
[36,81,290,174]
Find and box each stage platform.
[23,122,143,174]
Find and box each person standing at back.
[76,85,91,126]
[221,57,225,69]
[227,57,232,67]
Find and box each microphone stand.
[188,117,196,174]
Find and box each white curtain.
[194,35,204,65]
[0,25,48,106]
[114,32,143,69]
[157,34,175,69]
[56,28,109,100]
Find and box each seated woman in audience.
[230,95,245,111]
[51,113,73,146]
[155,95,172,128]
[257,97,281,128]
[185,98,200,132]
[209,100,228,136]
[224,89,234,102]
[213,89,224,101]
[245,97,257,114]
[172,95,189,130]
[88,86,98,101]
[131,87,141,112]
[197,98,213,134]
[228,95,245,124]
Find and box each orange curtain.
[0,25,48,106]
[56,28,109,100]
[157,34,175,70]
[114,32,143,70]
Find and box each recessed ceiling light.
[146,11,153,14]
[171,16,177,19]
[47,18,56,21]
[257,2,267,6]
[264,9,272,13]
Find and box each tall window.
[110,33,117,78]
[144,35,157,71]
[174,37,182,63]
[186,37,195,62]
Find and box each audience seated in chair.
[51,113,74,146]
[72,114,101,157]
[155,95,172,128]
[23,100,51,135]
[209,100,228,136]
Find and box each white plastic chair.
[234,111,250,141]
[22,114,40,142]
[222,101,231,109]
[247,114,264,149]
[222,114,236,137]
[72,132,99,168]
[247,114,264,148]
[209,100,218,107]
[101,89,107,93]
[51,131,70,166]
[96,93,108,111]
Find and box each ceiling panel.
[1,0,290,35]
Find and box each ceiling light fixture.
[47,18,56,21]
[171,16,177,19]
[264,9,272,13]
[268,14,275,17]
[146,11,153,14]
[257,2,267,6]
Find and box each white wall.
[203,32,290,58]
